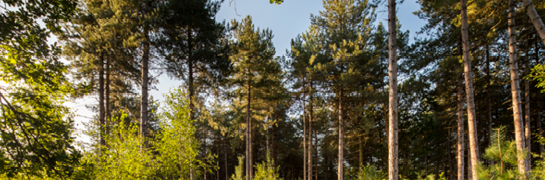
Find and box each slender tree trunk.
[105,57,111,140]
[314,130,318,180]
[217,137,220,180]
[303,89,307,180]
[359,135,363,166]
[308,82,313,180]
[486,45,493,166]
[225,139,229,180]
[509,0,529,176]
[388,0,399,179]
[140,15,150,153]
[525,39,532,171]
[536,92,543,154]
[99,55,105,147]
[338,88,344,180]
[188,29,195,124]
[246,77,252,180]
[523,0,545,45]
[457,46,465,180]
[266,117,270,154]
[448,128,453,180]
[187,29,197,180]
[537,38,544,155]
[468,139,472,180]
[461,0,480,178]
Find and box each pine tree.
[460,0,480,178]
[228,15,280,180]
[508,0,529,176]
[387,0,399,179]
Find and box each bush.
[231,156,246,180]
[354,164,386,180]
[254,154,282,180]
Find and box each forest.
[4,0,545,179]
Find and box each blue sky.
[153,0,427,99]
[73,0,427,143]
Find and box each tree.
[157,0,230,122]
[507,0,529,176]
[460,0,480,178]
[228,15,280,180]
[522,0,545,45]
[387,0,399,179]
[0,0,81,178]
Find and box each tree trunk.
[448,128,454,180]
[217,137,220,180]
[457,45,465,180]
[468,139,472,180]
[266,116,270,154]
[105,57,111,141]
[308,82,313,180]
[337,88,344,180]
[187,29,196,180]
[537,37,544,155]
[225,139,229,180]
[140,19,150,153]
[99,55,105,147]
[525,39,532,170]
[460,0,480,178]
[246,77,252,180]
[523,0,545,45]
[360,135,363,166]
[388,0,399,179]
[508,0,529,175]
[486,45,493,166]
[303,89,307,180]
[314,129,318,180]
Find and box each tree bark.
[486,45,493,166]
[338,88,344,180]
[303,89,307,180]
[523,0,545,45]
[457,72,465,180]
[225,139,229,180]
[468,139,472,180]
[140,19,150,153]
[448,128,453,180]
[246,77,252,180]
[508,0,529,175]
[525,39,532,171]
[187,29,196,180]
[105,57,111,141]
[460,0,479,179]
[388,0,399,179]
[99,55,105,147]
[308,82,313,180]
[537,37,544,155]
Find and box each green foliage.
[253,154,282,180]
[478,126,527,180]
[231,156,246,180]
[153,87,201,178]
[84,113,156,179]
[353,164,386,180]
[0,0,81,177]
[531,135,545,179]
[529,64,545,93]
[78,87,208,179]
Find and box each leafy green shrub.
[75,87,208,179]
[478,126,527,180]
[354,164,386,180]
[254,154,282,180]
[231,156,246,180]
